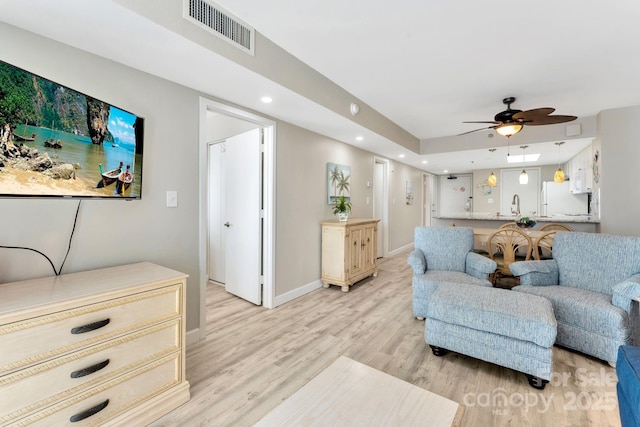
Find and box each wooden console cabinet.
[0,262,190,426]
[321,219,379,292]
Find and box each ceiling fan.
[460,97,577,137]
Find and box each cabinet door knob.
[70,318,110,335]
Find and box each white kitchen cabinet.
[568,144,593,194]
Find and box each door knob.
[224,222,231,227]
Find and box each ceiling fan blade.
[462,120,501,124]
[513,108,556,120]
[520,115,578,126]
[514,108,577,125]
[457,125,497,136]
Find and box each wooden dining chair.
[499,222,518,229]
[486,228,533,284]
[539,223,573,232]
[534,230,559,260]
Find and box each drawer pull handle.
[70,399,109,422]
[71,359,110,378]
[71,318,110,334]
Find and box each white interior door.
[422,174,431,226]
[374,162,384,258]
[224,128,262,305]
[208,142,225,283]
[438,175,472,216]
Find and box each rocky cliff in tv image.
[0,123,77,180]
[0,60,114,143]
[86,97,110,145]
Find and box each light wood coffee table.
[254,356,464,426]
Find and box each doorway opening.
[197,97,275,341]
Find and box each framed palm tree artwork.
[327,162,351,204]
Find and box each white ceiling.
[2,0,640,174]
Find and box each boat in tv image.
[0,59,144,199]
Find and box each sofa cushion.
[553,232,640,295]
[515,284,629,342]
[617,346,640,427]
[427,283,556,347]
[412,270,491,299]
[414,227,474,273]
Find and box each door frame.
[422,173,432,227]
[198,97,276,340]
[373,157,389,258]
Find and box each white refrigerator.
[541,181,589,216]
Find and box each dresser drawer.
[11,352,182,427]
[0,284,182,375]
[0,319,180,424]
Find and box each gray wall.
[0,23,202,330]
[598,106,640,236]
[274,122,422,296]
[0,23,424,336]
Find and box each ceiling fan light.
[488,171,497,187]
[519,169,529,185]
[496,123,523,137]
[554,168,565,183]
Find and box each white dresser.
[0,262,190,426]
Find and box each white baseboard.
[273,279,323,307]
[388,242,414,257]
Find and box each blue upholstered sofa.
[408,227,497,319]
[510,231,640,364]
[617,345,640,426]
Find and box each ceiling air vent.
[184,0,255,55]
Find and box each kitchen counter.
[435,213,599,224]
[432,213,599,233]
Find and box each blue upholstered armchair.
[510,232,640,364]
[407,227,497,319]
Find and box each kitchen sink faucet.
[511,194,520,216]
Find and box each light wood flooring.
[150,252,622,427]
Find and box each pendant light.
[487,148,497,187]
[519,145,529,184]
[554,141,565,183]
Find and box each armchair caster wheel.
[429,346,449,357]
[526,374,548,390]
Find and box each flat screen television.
[0,59,144,199]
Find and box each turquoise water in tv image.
[12,121,142,198]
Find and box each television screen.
[0,59,144,199]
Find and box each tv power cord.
[0,200,81,276]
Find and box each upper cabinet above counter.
[567,144,595,194]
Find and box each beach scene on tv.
[0,60,143,198]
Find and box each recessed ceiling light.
[399,154,405,158]
[261,96,273,103]
[422,160,428,164]
[443,170,449,173]
[355,136,363,141]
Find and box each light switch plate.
[166,190,178,208]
